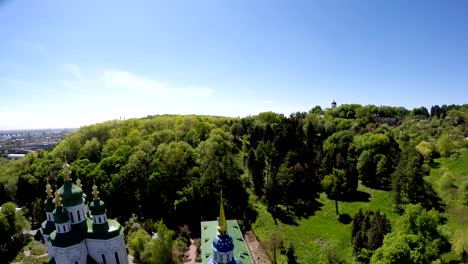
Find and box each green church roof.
[41,219,55,235]
[87,218,124,240]
[48,216,124,247]
[44,197,55,212]
[201,220,253,264]
[50,221,87,247]
[53,206,69,224]
[57,181,84,207]
[89,199,106,215]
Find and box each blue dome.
[212,234,234,253]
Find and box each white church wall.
[64,203,87,224]
[42,234,54,261]
[50,240,88,264]
[92,213,107,224]
[86,235,128,264]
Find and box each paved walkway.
[244,231,271,264]
[184,238,201,264]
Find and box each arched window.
[69,212,74,223]
[101,254,106,264]
[115,252,120,264]
[77,210,81,221]
[75,262,78,264]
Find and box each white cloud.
[61,65,214,98]
[0,64,217,129]
[100,70,214,98]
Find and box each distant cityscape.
[0,128,75,159]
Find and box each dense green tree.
[247,148,265,197]
[0,202,28,261]
[78,138,101,162]
[276,161,296,209]
[371,204,447,264]
[144,141,196,220]
[191,129,250,221]
[310,105,322,114]
[322,168,348,215]
[352,209,391,257]
[436,133,458,158]
[127,228,151,261]
[412,106,430,118]
[391,146,440,210]
[352,133,395,188]
[323,131,356,189]
[415,140,434,160]
[370,233,425,264]
[141,221,175,264]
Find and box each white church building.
[41,163,128,264]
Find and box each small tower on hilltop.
[331,99,337,109]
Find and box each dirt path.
[245,231,271,264]
[184,238,201,264]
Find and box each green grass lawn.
[252,184,398,264]
[428,148,468,183]
[252,149,468,263]
[426,149,468,262]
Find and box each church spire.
[76,177,82,188]
[217,191,227,236]
[63,162,71,182]
[92,182,100,201]
[45,179,53,198]
[54,189,62,207]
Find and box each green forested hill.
[0,104,467,263]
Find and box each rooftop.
[201,220,253,264]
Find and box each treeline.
[0,104,467,236]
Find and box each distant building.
[7,153,26,160]
[201,195,253,264]
[41,163,128,264]
[331,99,337,109]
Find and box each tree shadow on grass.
[338,213,352,224]
[429,159,441,169]
[361,180,392,191]
[269,205,298,226]
[269,199,325,226]
[342,190,371,202]
[293,199,324,219]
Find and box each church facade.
[41,163,128,264]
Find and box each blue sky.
[1,0,467,129]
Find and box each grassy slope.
[426,149,468,261]
[252,184,398,263]
[252,148,468,263]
